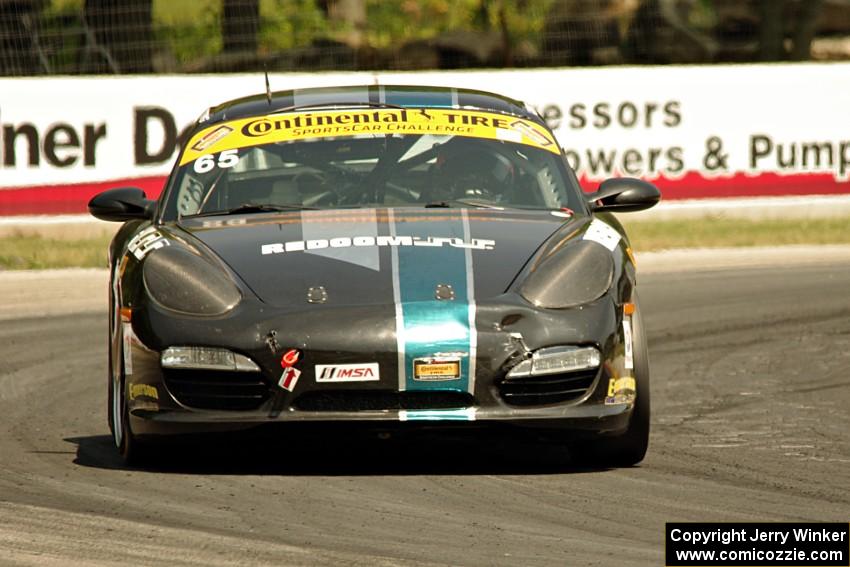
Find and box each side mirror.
[88,187,156,222]
[586,178,661,213]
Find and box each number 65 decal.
[193,149,239,173]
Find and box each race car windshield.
[165,114,584,219]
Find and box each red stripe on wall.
[0,176,167,216]
[630,172,846,200]
[0,171,846,216]
[579,171,848,199]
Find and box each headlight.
[506,346,601,378]
[519,240,613,308]
[161,346,259,371]
[143,245,240,315]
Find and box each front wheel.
[111,326,153,467]
[572,294,650,467]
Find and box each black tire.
[572,294,650,467]
[107,351,115,439]
[111,324,153,467]
[107,288,116,438]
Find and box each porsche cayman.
[89,85,660,466]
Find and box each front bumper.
[124,293,637,439]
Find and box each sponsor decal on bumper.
[413,357,461,381]
[278,367,301,391]
[605,376,636,405]
[315,363,380,382]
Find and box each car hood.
[175,208,580,309]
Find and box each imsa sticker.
[315,363,379,382]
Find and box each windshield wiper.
[424,199,505,210]
[183,203,317,218]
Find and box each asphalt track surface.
[1,248,848,566]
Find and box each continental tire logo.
[240,111,412,138]
[242,119,275,138]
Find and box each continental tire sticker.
[413,357,462,381]
[180,108,560,166]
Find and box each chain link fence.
[1,0,850,75]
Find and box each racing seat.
[228,178,276,206]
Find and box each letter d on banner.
[134,106,176,165]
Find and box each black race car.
[89,85,660,466]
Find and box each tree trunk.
[320,0,365,48]
[83,0,153,73]
[757,0,785,61]
[222,0,259,54]
[0,0,47,75]
[790,0,824,60]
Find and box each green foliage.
[47,0,81,11]
[41,0,560,67]
[154,0,221,64]
[259,0,328,52]
[39,1,86,73]
[365,0,459,48]
[685,0,718,31]
[363,0,556,48]
[500,0,558,43]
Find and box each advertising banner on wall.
[0,64,847,215]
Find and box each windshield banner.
[180,108,559,166]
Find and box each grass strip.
[1,217,849,270]
[621,217,850,251]
[0,234,113,270]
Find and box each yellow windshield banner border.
[179,108,560,166]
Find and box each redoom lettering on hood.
[261,236,495,255]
